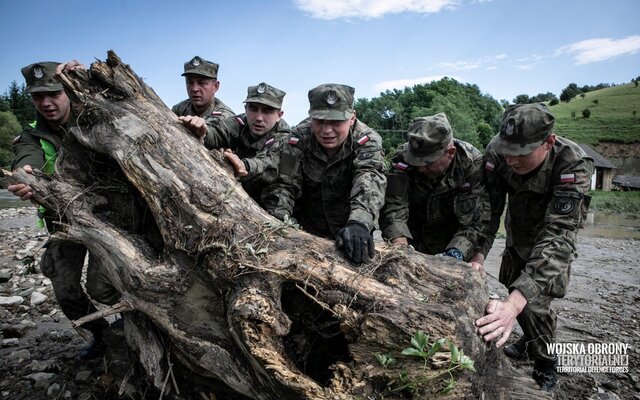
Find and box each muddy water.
[0,189,28,209]
[583,211,640,240]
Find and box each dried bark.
[4,51,549,400]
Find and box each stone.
[0,296,23,307]
[47,382,61,396]
[75,370,92,383]
[1,338,19,347]
[0,271,11,283]
[7,348,31,361]
[24,372,55,389]
[30,291,47,306]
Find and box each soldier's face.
[311,113,356,153]
[30,90,71,126]
[245,103,283,136]
[416,147,456,178]
[504,135,556,175]
[185,75,219,110]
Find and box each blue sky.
[1,0,638,125]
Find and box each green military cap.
[489,103,554,156]
[21,61,63,93]
[243,82,286,109]
[403,113,453,166]
[181,56,219,79]
[308,83,355,121]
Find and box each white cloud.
[437,54,508,71]
[374,75,462,92]
[293,0,458,20]
[556,35,640,65]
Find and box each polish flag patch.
[211,111,223,116]
[393,161,409,171]
[288,137,300,145]
[264,137,275,147]
[12,135,21,144]
[485,161,495,172]
[560,173,576,183]
[235,116,245,126]
[357,135,370,145]
[461,182,471,191]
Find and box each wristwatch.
[444,247,464,260]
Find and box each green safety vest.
[33,121,58,228]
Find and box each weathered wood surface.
[5,51,549,399]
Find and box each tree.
[0,111,21,167]
[582,108,591,118]
[512,94,530,104]
[560,83,580,102]
[549,97,559,106]
[476,122,494,149]
[5,52,547,400]
[1,81,35,127]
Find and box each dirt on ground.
[0,207,638,399]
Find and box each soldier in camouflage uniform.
[475,103,594,391]
[262,84,387,263]
[379,113,490,269]
[9,62,119,361]
[173,56,235,136]
[191,82,291,204]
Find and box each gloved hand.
[336,222,375,263]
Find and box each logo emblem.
[257,83,266,94]
[504,118,515,136]
[33,67,44,79]
[326,91,337,105]
[191,57,201,67]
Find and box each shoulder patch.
[211,111,223,116]
[357,135,370,145]
[12,135,21,144]
[392,161,410,171]
[235,116,245,126]
[459,182,471,192]
[560,173,576,183]
[264,137,275,148]
[288,136,300,145]
[358,151,375,160]
[554,197,576,214]
[485,161,495,172]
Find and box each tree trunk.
[5,51,549,399]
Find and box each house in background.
[578,144,617,191]
[612,175,640,191]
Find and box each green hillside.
[549,83,640,145]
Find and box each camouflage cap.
[489,103,554,156]
[181,56,218,79]
[243,82,286,109]
[308,83,355,121]
[21,61,63,93]
[403,113,453,166]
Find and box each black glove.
[336,222,375,263]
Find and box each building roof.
[578,144,617,169]
[613,175,640,189]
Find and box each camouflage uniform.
[482,104,594,366]
[11,62,114,337]
[380,138,490,260]
[263,118,386,238]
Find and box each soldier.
[475,104,594,391]
[174,56,235,137]
[8,61,118,360]
[379,113,489,269]
[262,84,387,264]
[187,82,291,204]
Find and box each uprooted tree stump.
[5,51,550,400]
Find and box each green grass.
[588,190,640,213]
[548,83,640,145]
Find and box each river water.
[0,190,638,239]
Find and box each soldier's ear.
[545,133,557,148]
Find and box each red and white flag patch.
[288,137,300,145]
[393,161,409,171]
[211,111,223,116]
[560,173,576,183]
[357,135,370,145]
[264,137,275,147]
[485,161,495,172]
[235,116,245,126]
[12,135,21,144]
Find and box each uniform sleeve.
[481,147,507,257]
[446,154,492,260]
[261,138,303,220]
[11,132,46,170]
[203,116,239,150]
[241,132,288,184]
[348,132,387,231]
[379,154,412,241]
[510,156,594,301]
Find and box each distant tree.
[530,92,556,103]
[499,99,510,109]
[633,110,637,118]
[582,108,591,118]
[0,110,21,167]
[592,99,599,106]
[1,81,35,127]
[512,94,531,104]
[549,97,559,106]
[476,122,494,149]
[633,76,639,87]
[571,111,576,118]
[580,93,586,99]
[560,83,581,102]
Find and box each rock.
[25,372,55,389]
[1,338,19,347]
[75,370,92,383]
[15,287,34,297]
[63,391,72,399]
[28,359,57,373]
[30,291,47,306]
[0,270,11,283]
[47,382,61,396]
[601,380,619,390]
[0,296,23,307]
[7,348,31,361]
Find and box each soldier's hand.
[336,222,375,264]
[475,289,527,348]
[468,252,485,272]
[55,60,86,75]
[390,237,409,246]
[8,165,35,201]
[178,115,207,140]
[223,149,248,178]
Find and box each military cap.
[243,82,286,109]
[489,103,554,156]
[403,113,453,166]
[21,61,63,93]
[181,56,219,79]
[308,83,355,121]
